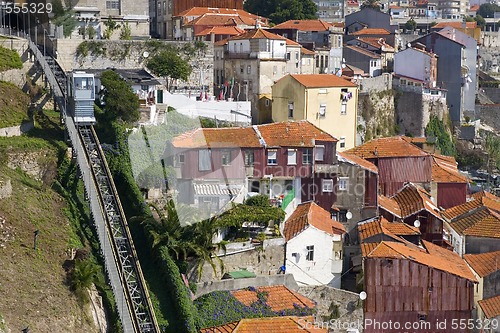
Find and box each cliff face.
[357,89,397,144]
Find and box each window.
[287,149,297,165]
[267,150,277,165]
[288,102,294,118]
[306,245,314,261]
[302,149,312,165]
[341,102,347,115]
[240,66,244,74]
[247,65,251,74]
[221,150,231,166]
[319,104,326,117]
[198,149,211,171]
[338,209,347,222]
[106,0,120,9]
[295,52,299,60]
[178,154,185,165]
[315,145,324,161]
[286,52,291,60]
[265,99,270,107]
[338,177,348,190]
[322,179,334,192]
[244,150,254,166]
[339,137,345,148]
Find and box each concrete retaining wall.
[0,121,34,137]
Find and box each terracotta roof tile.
[378,195,402,218]
[469,5,480,11]
[231,285,315,311]
[472,190,500,201]
[284,201,345,241]
[285,74,358,88]
[358,216,420,243]
[464,250,500,277]
[272,20,333,31]
[344,45,381,59]
[338,152,378,173]
[196,26,245,36]
[351,28,391,35]
[391,183,441,219]
[365,241,477,281]
[201,321,238,333]
[431,154,467,183]
[177,7,267,24]
[478,295,500,319]
[201,316,327,333]
[442,199,483,221]
[433,21,477,29]
[172,127,261,148]
[344,136,428,158]
[442,191,500,221]
[301,47,315,55]
[257,120,337,147]
[229,28,286,41]
[356,37,395,51]
[448,208,500,238]
[361,242,379,256]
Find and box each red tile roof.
[391,183,441,219]
[345,136,428,159]
[463,250,500,277]
[358,216,420,243]
[284,201,345,241]
[478,295,500,319]
[196,26,245,36]
[172,127,261,148]
[286,74,358,88]
[256,120,338,147]
[378,195,402,218]
[229,28,285,41]
[338,151,378,174]
[172,121,336,149]
[301,47,315,55]
[431,154,468,183]
[442,191,500,220]
[177,7,266,24]
[201,316,327,333]
[231,285,315,311]
[365,241,477,281]
[449,208,500,238]
[469,5,480,11]
[433,21,477,29]
[356,37,395,51]
[272,20,333,31]
[351,28,391,35]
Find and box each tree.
[70,259,98,303]
[464,15,475,22]
[244,0,317,24]
[360,0,381,10]
[478,3,500,18]
[103,17,120,39]
[99,70,140,123]
[146,49,192,92]
[405,19,417,32]
[120,22,132,40]
[53,10,77,37]
[475,14,486,28]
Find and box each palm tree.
[71,259,98,303]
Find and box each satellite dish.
[346,211,353,220]
[143,51,150,58]
[407,42,411,48]
[342,64,346,69]
[414,220,421,228]
[319,108,326,116]
[359,291,367,300]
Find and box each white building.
[283,201,346,288]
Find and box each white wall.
[286,226,343,288]
[394,48,431,82]
[228,40,251,54]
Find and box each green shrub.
[0,46,22,72]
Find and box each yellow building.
[272,74,359,151]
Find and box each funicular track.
[2,30,161,333]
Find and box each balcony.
[314,164,339,174]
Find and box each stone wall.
[473,104,500,132]
[194,273,298,297]
[0,179,12,200]
[0,38,35,90]
[298,285,364,333]
[53,39,215,95]
[7,150,53,181]
[357,89,396,144]
[188,238,285,283]
[0,121,35,137]
[359,73,392,93]
[395,91,448,137]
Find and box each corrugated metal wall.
[437,183,467,209]
[364,258,474,333]
[378,156,432,196]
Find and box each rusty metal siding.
[437,183,467,209]
[377,156,432,196]
[364,258,474,333]
[364,170,378,207]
